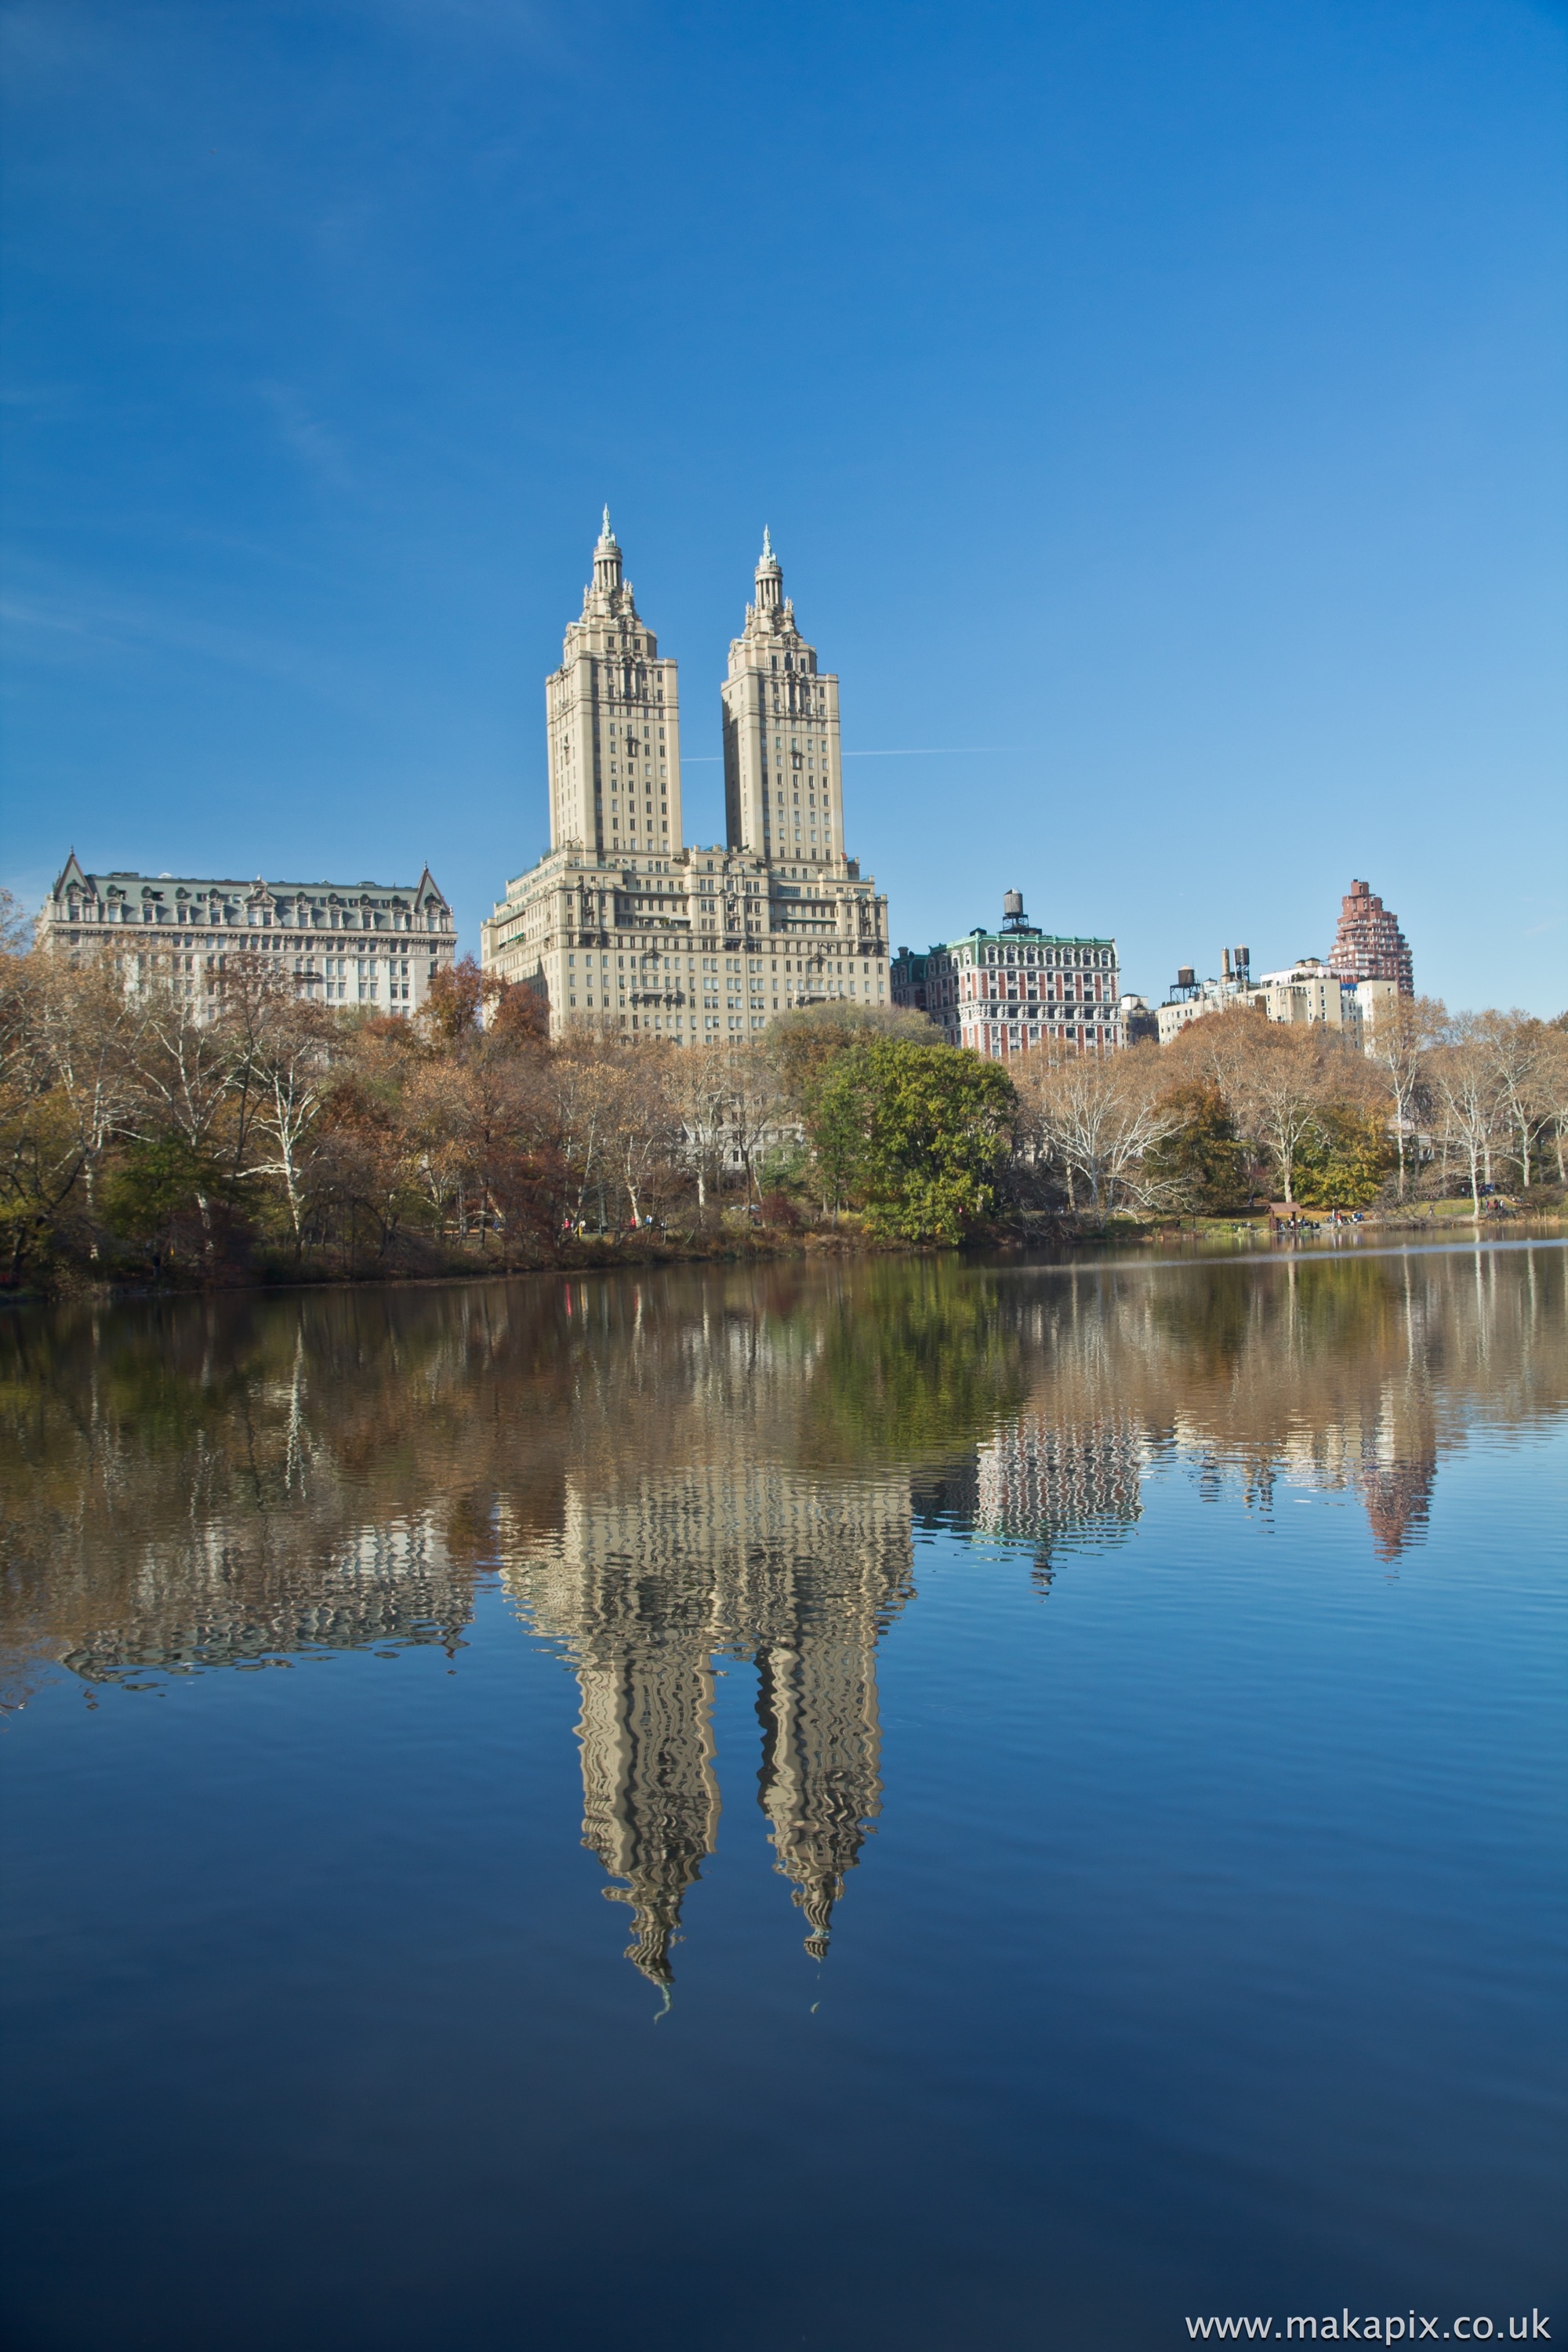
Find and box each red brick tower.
[1329,879,1414,996]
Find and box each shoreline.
[7,1203,1563,1308]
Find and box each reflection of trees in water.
[2,1245,1563,1963]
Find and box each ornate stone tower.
[720,531,844,865]
[545,511,684,861]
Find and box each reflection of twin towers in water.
[502,1386,1437,1987]
[503,1466,916,1987]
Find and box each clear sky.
[3,0,1565,1011]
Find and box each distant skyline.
[3,0,1565,1011]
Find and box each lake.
[2,1240,1564,2351]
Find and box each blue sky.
[2,0,1565,1011]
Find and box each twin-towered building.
[480,515,890,1044]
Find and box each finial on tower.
[598,505,617,547]
[753,525,783,619]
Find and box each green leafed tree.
[1143,1082,1250,1211]
[804,1037,1014,1242]
[1291,1106,1397,1208]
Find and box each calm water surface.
[2,1243,1564,2351]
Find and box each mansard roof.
[50,859,452,915]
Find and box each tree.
[239,1000,336,1252]
[1291,1105,1397,1208]
[1213,1013,1355,1207]
[669,1048,734,1230]
[805,1039,1014,1242]
[420,954,504,1045]
[603,1041,677,1229]
[1425,1020,1500,1213]
[1476,1011,1551,1192]
[1141,1082,1248,1212]
[1364,994,1446,1200]
[768,1001,935,1112]
[1538,1021,1568,1187]
[1012,1045,1181,1219]
[31,950,145,1254]
[0,944,98,1279]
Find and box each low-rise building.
[38,855,457,1018]
[1118,993,1159,1045]
[1155,947,1255,1044]
[1156,948,1402,1054]
[1249,956,1359,1033]
[891,893,1122,1058]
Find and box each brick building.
[1328,879,1414,996]
[891,892,1121,1059]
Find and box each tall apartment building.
[720,528,845,862]
[891,892,1122,1058]
[481,520,889,1044]
[38,855,456,1018]
[1329,878,1414,996]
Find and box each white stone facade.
[481,523,889,1043]
[39,855,456,1019]
[1156,958,1403,1054]
[544,510,684,864]
[720,529,844,863]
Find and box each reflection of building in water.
[503,1466,913,1984]
[969,1410,1145,1583]
[59,1513,470,1686]
[1359,1455,1436,1562]
[1354,1399,1437,1562]
[1172,1370,1439,1563]
[577,1649,720,1989]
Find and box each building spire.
[592,506,624,597]
[754,525,782,618]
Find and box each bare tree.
[724,1043,786,1210]
[544,1039,622,1230]
[238,1000,336,1250]
[1538,1022,1568,1187]
[1364,994,1446,1200]
[1426,1018,1501,1214]
[604,1042,678,1229]
[1012,1044,1181,1218]
[0,945,96,1279]
[1476,1011,1551,1192]
[670,1049,735,1230]
[1191,1012,1352,1207]
[33,953,147,1255]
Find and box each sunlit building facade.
[38,854,457,1020]
[480,518,889,1043]
[891,891,1123,1058]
